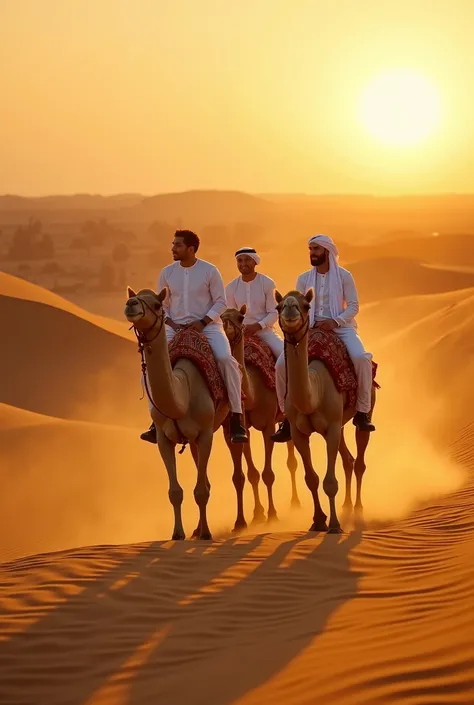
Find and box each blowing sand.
[1,259,473,704]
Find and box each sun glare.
[357,69,442,147]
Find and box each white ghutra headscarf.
[235,246,261,265]
[308,234,344,319]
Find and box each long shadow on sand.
[0,531,361,705]
[128,530,362,705]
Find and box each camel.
[221,306,299,532]
[124,286,229,541]
[275,289,377,533]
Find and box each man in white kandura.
[271,234,376,442]
[140,229,248,445]
[225,246,284,359]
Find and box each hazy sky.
[1,0,473,196]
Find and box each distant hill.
[0,194,144,211]
[1,191,474,245]
[129,189,276,225]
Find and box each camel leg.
[354,428,370,520]
[292,426,327,532]
[323,423,343,534]
[339,428,355,512]
[223,428,248,532]
[190,442,211,539]
[242,430,266,524]
[286,440,300,508]
[262,430,278,523]
[194,430,213,541]
[157,430,185,540]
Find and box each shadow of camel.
[0,535,262,704]
[127,530,362,705]
[0,530,362,705]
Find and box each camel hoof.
[172,531,186,541]
[340,506,353,524]
[232,521,248,534]
[354,507,365,529]
[267,511,278,524]
[327,526,343,534]
[309,521,328,532]
[200,532,213,541]
[191,527,201,539]
[251,512,266,526]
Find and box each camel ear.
[275,290,283,304]
[157,287,167,302]
[239,304,247,315]
[305,288,314,303]
[127,286,137,298]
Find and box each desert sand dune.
[0,272,133,339]
[348,257,474,302]
[0,422,472,705]
[0,274,144,425]
[340,232,474,268]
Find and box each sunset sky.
[1,0,473,196]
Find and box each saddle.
[307,328,379,409]
[168,328,226,407]
[243,335,276,390]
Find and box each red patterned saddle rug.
[168,328,226,407]
[307,329,379,409]
[244,335,276,391]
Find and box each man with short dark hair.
[141,230,248,444]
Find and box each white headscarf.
[308,234,343,319]
[235,246,261,265]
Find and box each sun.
[357,69,442,147]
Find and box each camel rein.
[130,298,188,454]
[223,318,244,351]
[279,313,310,404]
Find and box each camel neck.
[144,324,189,419]
[285,333,319,415]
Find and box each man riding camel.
[271,234,376,442]
[225,246,284,359]
[140,230,248,445]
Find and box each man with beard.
[225,246,284,359]
[271,234,376,442]
[140,230,248,445]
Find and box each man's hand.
[315,319,338,331]
[243,323,262,336]
[187,320,205,334]
[166,318,182,332]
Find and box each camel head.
[221,305,246,344]
[275,289,313,336]
[124,286,167,334]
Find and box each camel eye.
[154,302,162,311]
[238,315,244,323]
[303,302,311,311]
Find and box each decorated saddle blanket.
[244,335,276,391]
[307,329,379,410]
[168,328,226,407]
